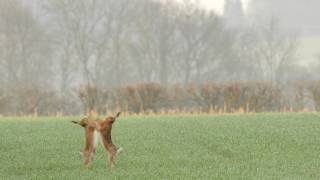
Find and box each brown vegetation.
[0,81,319,116]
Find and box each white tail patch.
[116,147,123,155]
[93,130,100,148]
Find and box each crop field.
[1,113,320,179]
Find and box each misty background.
[0,0,320,116]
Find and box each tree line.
[0,0,317,115]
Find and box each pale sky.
[174,0,250,15]
[198,0,225,14]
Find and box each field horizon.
[1,113,320,179]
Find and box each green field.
[1,113,320,179]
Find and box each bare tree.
[0,0,52,88]
[45,0,111,114]
[46,0,110,85]
[175,2,228,84]
[0,0,52,115]
[128,0,177,84]
[254,19,298,83]
[98,0,133,86]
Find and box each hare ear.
[115,112,121,118]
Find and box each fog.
[0,0,319,115]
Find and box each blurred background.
[0,0,319,116]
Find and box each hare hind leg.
[107,145,118,168]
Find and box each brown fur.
[72,112,121,168]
